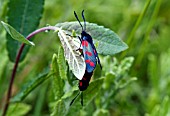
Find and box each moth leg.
[76,36,82,51]
[70,92,80,106]
[97,56,102,69]
[66,34,83,56]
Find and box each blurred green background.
[0,0,170,115]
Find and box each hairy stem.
[2,26,58,116]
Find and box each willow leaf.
[57,29,85,80]
[1,21,34,46]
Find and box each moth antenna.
[81,92,83,106]
[82,10,86,31]
[70,91,80,106]
[74,11,83,31]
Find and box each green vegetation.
[0,0,170,115]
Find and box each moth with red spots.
[74,10,102,73]
[70,10,102,106]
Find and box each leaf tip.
[29,41,35,46]
[1,21,5,24]
[52,53,57,59]
[52,53,58,63]
[1,21,6,27]
[132,77,138,81]
[54,29,59,33]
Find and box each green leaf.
[83,78,104,105]
[148,54,159,88]
[56,22,128,56]
[51,53,64,100]
[159,96,170,116]
[149,105,160,116]
[33,84,48,116]
[50,86,78,116]
[51,99,66,116]
[103,73,116,90]
[1,21,35,46]
[6,103,31,116]
[57,47,68,80]
[119,77,137,89]
[120,56,134,72]
[93,109,110,116]
[11,69,50,102]
[6,0,44,62]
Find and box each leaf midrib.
[20,0,29,35]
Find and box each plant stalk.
[2,26,57,116]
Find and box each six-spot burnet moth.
[70,10,102,106]
[74,10,102,73]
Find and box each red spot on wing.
[82,40,88,47]
[85,59,90,63]
[86,60,95,67]
[79,81,82,87]
[85,51,92,56]
[90,62,95,67]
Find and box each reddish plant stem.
[2,26,57,116]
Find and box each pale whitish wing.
[58,29,85,80]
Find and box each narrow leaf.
[6,0,44,62]
[56,22,128,56]
[51,53,64,100]
[6,103,31,116]
[1,21,35,46]
[148,55,159,88]
[57,47,68,80]
[11,69,50,102]
[57,29,85,80]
